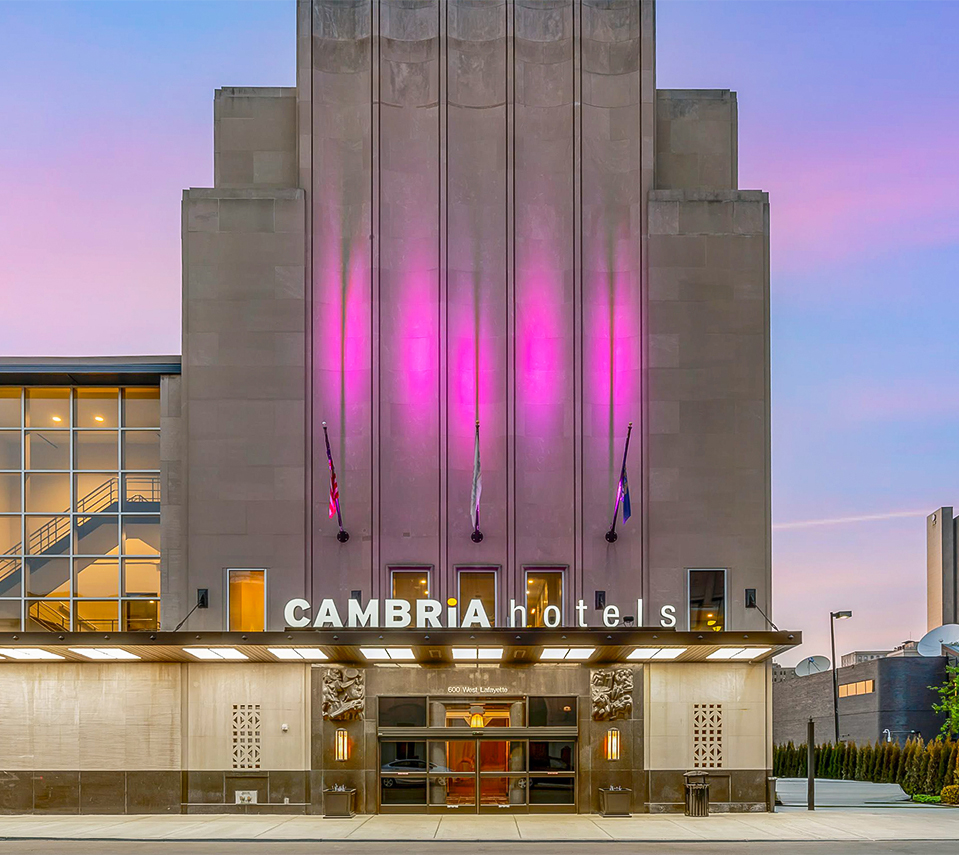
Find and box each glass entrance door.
[427,739,529,813]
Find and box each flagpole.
[323,421,349,543]
[605,422,633,543]
[471,420,484,542]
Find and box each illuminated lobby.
[0,0,796,816]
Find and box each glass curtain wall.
[0,387,161,631]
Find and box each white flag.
[470,422,482,530]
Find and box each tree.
[902,737,925,795]
[932,663,959,738]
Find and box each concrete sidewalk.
[0,807,957,843]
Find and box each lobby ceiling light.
[451,647,504,661]
[1,648,64,660]
[627,647,687,660]
[183,647,248,660]
[360,647,415,661]
[540,647,595,661]
[69,648,140,660]
[707,647,772,661]
[268,648,328,661]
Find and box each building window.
[838,679,875,698]
[228,569,266,631]
[689,569,725,632]
[0,386,161,632]
[525,568,564,627]
[391,567,430,601]
[457,567,497,625]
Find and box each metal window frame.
[388,565,433,601]
[686,567,728,632]
[455,565,499,626]
[522,566,567,628]
[225,567,268,632]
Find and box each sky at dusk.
[1,1,958,664]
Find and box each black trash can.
[684,770,709,817]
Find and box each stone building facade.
[0,0,795,815]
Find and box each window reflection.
[75,388,118,429]
[25,388,69,428]
[75,432,118,471]
[525,569,564,627]
[74,556,119,598]
[391,568,429,601]
[689,569,725,631]
[0,473,20,514]
[122,431,160,470]
[458,568,496,625]
[0,389,21,428]
[122,388,160,428]
[24,431,69,470]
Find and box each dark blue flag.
[621,469,631,523]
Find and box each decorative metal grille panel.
[692,703,723,768]
[232,703,261,770]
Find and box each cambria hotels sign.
[284,597,678,629]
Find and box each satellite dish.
[795,655,831,676]
[917,624,959,657]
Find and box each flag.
[621,468,631,523]
[322,422,340,523]
[470,421,482,530]
[328,461,339,519]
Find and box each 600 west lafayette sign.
[283,597,677,629]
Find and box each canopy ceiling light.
[706,647,771,661]
[451,647,503,661]
[360,647,415,661]
[0,648,64,660]
[626,647,686,660]
[268,648,328,661]
[182,647,248,660]
[540,647,595,661]
[68,648,140,660]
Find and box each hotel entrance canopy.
[0,628,800,663]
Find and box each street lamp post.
[830,610,853,743]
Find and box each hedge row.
[773,736,959,797]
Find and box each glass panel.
[25,515,70,554]
[528,776,574,805]
[480,741,525,772]
[0,515,21,555]
[442,741,476,774]
[75,514,118,555]
[24,431,69,470]
[27,599,70,631]
[0,599,21,631]
[458,569,496,625]
[122,516,160,555]
[75,473,120,513]
[75,431,118,470]
[378,696,427,728]
[123,558,159,596]
[25,388,69,428]
[74,556,119,597]
[438,701,513,728]
[0,388,21,428]
[391,568,429,600]
[24,473,70,513]
[380,776,426,805]
[380,741,428,772]
[429,776,475,806]
[528,697,576,727]
[525,569,563,627]
[122,473,160,510]
[0,473,19,513]
[75,599,119,632]
[25,556,70,597]
[529,742,575,772]
[480,776,526,807]
[122,431,160,470]
[75,388,119,429]
[689,569,725,631]
[123,598,159,631]
[122,388,160,428]
[0,558,22,597]
[228,568,264,631]
[0,431,21,469]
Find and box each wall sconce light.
[604,728,621,761]
[335,728,349,761]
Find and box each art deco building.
[0,0,797,815]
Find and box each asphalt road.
[0,843,951,855]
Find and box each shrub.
[941,785,959,805]
[913,794,941,804]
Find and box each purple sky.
[2,1,957,664]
